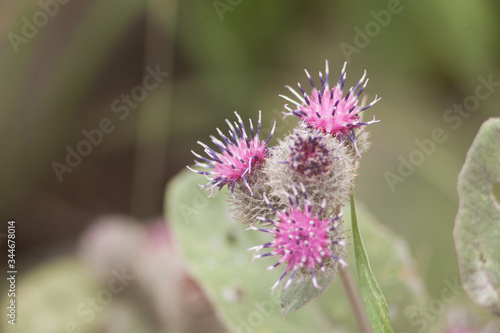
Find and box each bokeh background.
[1,0,500,332]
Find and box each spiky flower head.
[247,187,346,293]
[286,128,340,178]
[231,128,344,225]
[280,61,380,154]
[265,127,356,214]
[188,111,276,197]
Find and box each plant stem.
[339,264,373,333]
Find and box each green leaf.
[1,257,152,333]
[279,262,337,317]
[166,170,427,332]
[351,194,394,332]
[165,170,334,332]
[342,202,429,333]
[454,117,500,316]
[1,258,96,333]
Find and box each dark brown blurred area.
[1,0,177,258]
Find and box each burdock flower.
[265,127,356,214]
[188,111,275,197]
[247,187,346,293]
[286,128,340,178]
[280,61,380,154]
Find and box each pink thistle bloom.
[280,61,380,154]
[247,188,346,293]
[188,111,276,197]
[286,129,340,178]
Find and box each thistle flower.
[247,187,347,293]
[265,127,356,213]
[188,111,276,197]
[286,128,340,178]
[280,61,380,154]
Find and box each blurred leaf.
[166,170,334,332]
[1,257,154,333]
[165,170,428,332]
[350,194,394,332]
[454,117,500,316]
[9,258,98,333]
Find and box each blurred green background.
[1,0,499,332]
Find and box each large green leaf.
[166,170,332,332]
[454,118,500,316]
[351,194,394,332]
[165,170,427,332]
